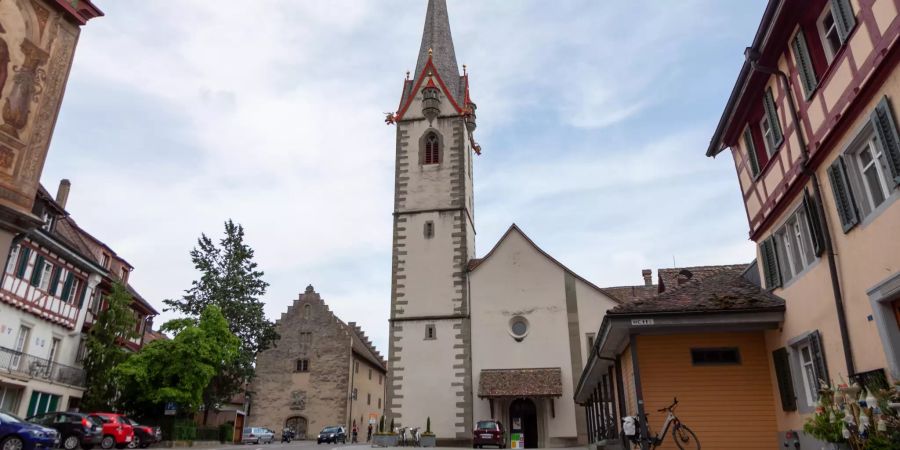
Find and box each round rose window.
[509,316,529,341]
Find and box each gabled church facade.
[385,2,620,447]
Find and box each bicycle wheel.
[672,424,700,450]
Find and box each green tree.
[82,281,137,411]
[163,220,277,423]
[114,306,240,414]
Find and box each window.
[368,368,372,380]
[48,338,61,364]
[829,97,900,232]
[760,199,821,288]
[586,333,595,351]
[26,392,61,417]
[760,116,776,156]
[355,361,359,373]
[11,325,30,369]
[101,253,110,269]
[379,374,383,385]
[30,255,46,287]
[120,268,128,283]
[75,339,87,364]
[6,245,19,274]
[743,128,761,177]
[761,88,783,156]
[296,359,309,372]
[304,304,311,320]
[509,316,529,341]
[424,133,440,165]
[367,393,371,405]
[41,213,54,232]
[38,262,53,291]
[352,388,358,400]
[424,221,434,239]
[300,332,312,349]
[66,278,82,304]
[818,7,841,62]
[691,348,741,365]
[378,398,381,409]
[0,385,23,414]
[425,324,436,340]
[798,343,818,406]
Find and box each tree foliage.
[162,220,277,418]
[114,306,240,414]
[82,281,137,411]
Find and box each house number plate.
[631,318,654,326]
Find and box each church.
[385,1,621,447]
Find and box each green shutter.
[827,156,860,232]
[47,394,59,413]
[870,97,900,186]
[808,331,830,390]
[35,392,48,416]
[760,238,782,290]
[48,266,61,296]
[30,255,44,287]
[61,272,74,302]
[792,30,818,98]
[27,392,40,417]
[763,88,784,147]
[743,128,761,176]
[831,0,856,44]
[772,348,797,412]
[802,189,826,256]
[16,247,31,278]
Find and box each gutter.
[744,49,856,376]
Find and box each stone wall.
[249,286,353,438]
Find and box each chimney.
[642,269,652,286]
[56,179,71,209]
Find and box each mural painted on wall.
[0,0,79,214]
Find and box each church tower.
[386,0,479,442]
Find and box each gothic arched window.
[424,133,440,165]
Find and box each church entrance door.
[509,398,538,448]
[284,416,308,440]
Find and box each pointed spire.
[414,0,461,100]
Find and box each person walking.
[352,423,358,443]
[367,424,373,442]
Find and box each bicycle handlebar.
[656,397,678,412]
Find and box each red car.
[88,413,135,449]
[472,420,506,448]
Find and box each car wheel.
[127,438,138,449]
[63,435,80,450]
[100,436,116,450]
[1,436,24,450]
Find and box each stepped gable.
[347,321,387,370]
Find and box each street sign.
[631,318,654,326]
[164,402,177,416]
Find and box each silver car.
[241,427,275,444]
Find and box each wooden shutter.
[77,284,87,308]
[743,128,761,176]
[30,255,44,286]
[802,189,826,256]
[763,88,784,146]
[16,247,31,278]
[48,266,61,295]
[61,271,74,302]
[792,30,818,97]
[760,238,782,289]
[831,0,856,43]
[772,348,797,411]
[827,156,860,232]
[808,331,830,389]
[870,97,900,187]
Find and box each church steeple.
[414,0,461,100]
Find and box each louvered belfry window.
[424,133,440,165]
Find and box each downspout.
[744,48,856,376]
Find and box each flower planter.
[420,434,436,447]
[372,434,398,447]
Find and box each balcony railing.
[0,346,86,388]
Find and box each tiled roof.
[609,265,784,315]
[478,368,563,398]
[657,264,750,293]
[603,285,658,303]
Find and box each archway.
[284,416,308,440]
[509,399,538,449]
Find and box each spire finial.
[406,70,410,80]
[428,47,433,57]
[463,64,467,76]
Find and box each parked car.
[240,428,274,445]
[472,420,505,448]
[0,411,59,450]
[316,426,346,444]
[121,419,159,449]
[25,412,101,450]
[87,414,134,449]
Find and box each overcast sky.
[42,0,766,354]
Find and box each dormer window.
[101,253,111,269]
[121,267,129,283]
[41,213,53,232]
[424,133,440,165]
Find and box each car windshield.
[92,415,111,424]
[322,427,341,433]
[124,418,138,426]
[0,412,22,423]
[476,421,498,430]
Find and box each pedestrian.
[352,423,358,443]
[367,424,373,442]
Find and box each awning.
[478,368,563,398]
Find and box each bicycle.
[626,398,700,450]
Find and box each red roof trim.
[53,0,103,26]
[395,57,463,121]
